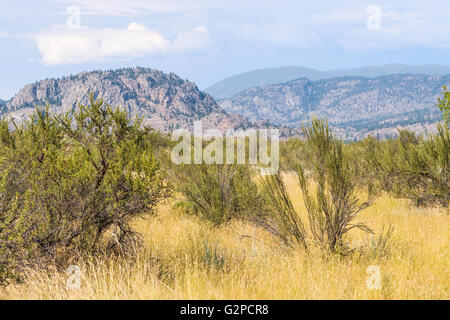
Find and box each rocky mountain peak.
[3,67,247,132]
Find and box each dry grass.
[1,173,448,300]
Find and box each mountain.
[205,64,450,99]
[3,67,248,132]
[219,74,450,139]
[4,68,448,140]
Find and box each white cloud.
[0,31,9,38]
[35,23,211,65]
[28,0,450,66]
[173,25,212,53]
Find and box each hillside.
[3,67,248,132]
[205,64,450,99]
[4,68,449,140]
[219,74,450,139]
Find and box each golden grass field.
[1,173,448,300]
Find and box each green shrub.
[360,90,450,208]
[370,126,449,207]
[279,137,307,172]
[437,85,450,126]
[174,164,261,226]
[297,119,373,252]
[0,95,169,285]
[257,119,373,253]
[256,173,307,248]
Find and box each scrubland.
[2,173,448,300]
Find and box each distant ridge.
[219,74,450,139]
[205,64,450,99]
[3,67,449,141]
[2,67,249,132]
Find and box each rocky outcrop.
[3,67,248,132]
[219,74,450,139]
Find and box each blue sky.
[0,0,449,100]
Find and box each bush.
[279,137,307,172]
[437,85,450,126]
[298,119,373,252]
[0,95,169,285]
[257,119,373,253]
[174,164,261,226]
[360,90,450,208]
[370,126,449,207]
[256,173,308,248]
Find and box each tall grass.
[1,180,448,300]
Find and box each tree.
[0,94,169,285]
[437,86,450,126]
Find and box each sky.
[0,0,449,100]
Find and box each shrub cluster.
[0,95,169,285]
[173,163,261,226]
[1,87,449,286]
[363,126,449,207]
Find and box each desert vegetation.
[0,91,448,299]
